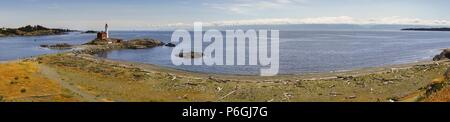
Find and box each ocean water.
[1,30,450,75]
[0,32,93,61]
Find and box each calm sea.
[1,30,450,75]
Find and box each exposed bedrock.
[433,49,450,61]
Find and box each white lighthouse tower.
[105,23,109,38]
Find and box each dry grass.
[425,86,450,102]
[420,76,450,102]
[0,61,79,102]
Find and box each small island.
[0,25,75,37]
[82,30,99,34]
[401,28,450,31]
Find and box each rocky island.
[0,25,75,37]
[82,30,99,34]
[40,43,73,50]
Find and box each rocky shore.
[40,52,450,101]
[124,38,164,49]
[70,38,166,55]
[1,46,450,102]
[2,38,450,102]
[433,49,450,61]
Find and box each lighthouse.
[105,23,109,38]
[96,24,109,40]
[94,23,122,44]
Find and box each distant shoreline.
[401,28,450,31]
[0,25,76,37]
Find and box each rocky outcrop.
[85,38,162,49]
[72,45,123,55]
[177,52,204,59]
[40,43,73,50]
[124,38,163,49]
[84,38,124,45]
[433,49,450,61]
[82,30,99,34]
[73,38,164,55]
[165,43,176,47]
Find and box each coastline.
[0,52,439,80]
[2,48,449,102]
[118,57,438,81]
[2,37,450,102]
[63,40,442,79]
[48,43,442,80]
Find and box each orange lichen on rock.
[0,61,62,101]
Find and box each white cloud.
[51,20,161,30]
[10,16,449,30]
[159,16,450,27]
[203,0,307,14]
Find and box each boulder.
[433,49,450,61]
[177,51,204,59]
[165,43,176,47]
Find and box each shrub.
[20,88,27,93]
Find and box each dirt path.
[38,64,102,102]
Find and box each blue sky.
[1,0,449,30]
